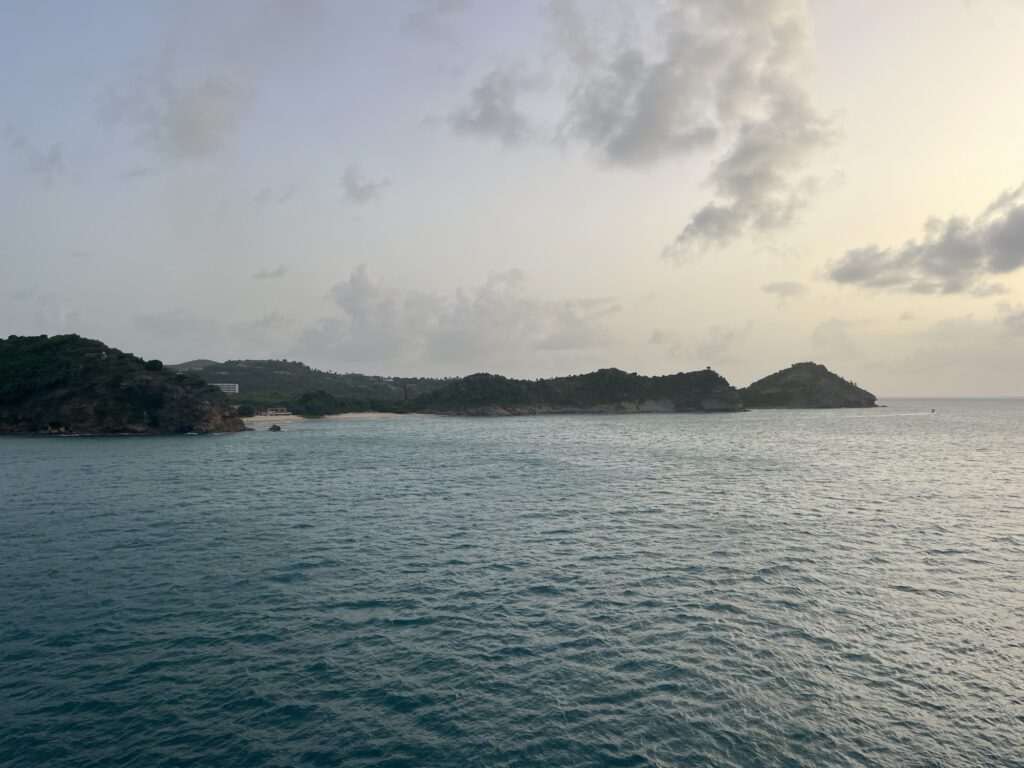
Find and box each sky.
[2,0,1024,396]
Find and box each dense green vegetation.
[0,335,244,434]
[171,358,448,400]
[223,367,744,417]
[739,362,876,408]
[411,367,742,413]
[227,389,412,417]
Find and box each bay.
[2,400,1023,766]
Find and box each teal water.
[2,401,1023,766]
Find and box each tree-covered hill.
[740,362,877,408]
[412,367,743,414]
[0,335,245,434]
[169,358,448,400]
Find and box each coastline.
[243,412,419,425]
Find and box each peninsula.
[0,335,245,435]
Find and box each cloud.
[102,66,248,159]
[648,329,671,345]
[294,264,616,370]
[100,1,324,161]
[657,2,834,257]
[1004,309,1024,335]
[252,265,287,280]
[341,165,390,204]
[253,186,297,205]
[449,68,533,146]
[403,0,469,38]
[450,1,832,254]
[827,181,1024,294]
[558,5,724,165]
[4,125,65,186]
[762,280,807,303]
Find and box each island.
[170,353,877,418]
[739,362,877,408]
[0,333,879,433]
[0,335,246,434]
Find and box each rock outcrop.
[739,362,876,408]
[0,334,246,434]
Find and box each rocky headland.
[0,335,246,435]
[739,362,877,408]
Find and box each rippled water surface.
[2,400,1023,767]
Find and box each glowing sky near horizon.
[2,0,1024,395]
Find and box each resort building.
[211,383,239,394]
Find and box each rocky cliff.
[412,367,743,415]
[739,362,877,408]
[0,335,246,434]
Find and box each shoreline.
[243,412,419,425]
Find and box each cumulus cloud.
[827,181,1024,294]
[762,280,807,304]
[451,1,832,253]
[252,265,287,280]
[4,125,65,186]
[656,2,834,257]
[449,68,533,146]
[294,264,617,370]
[341,165,390,205]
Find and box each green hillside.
[740,362,877,408]
[412,367,743,414]
[170,358,448,400]
[0,335,245,434]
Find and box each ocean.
[2,400,1022,766]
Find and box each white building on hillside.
[211,383,239,394]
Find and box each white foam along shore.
[242,412,419,425]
